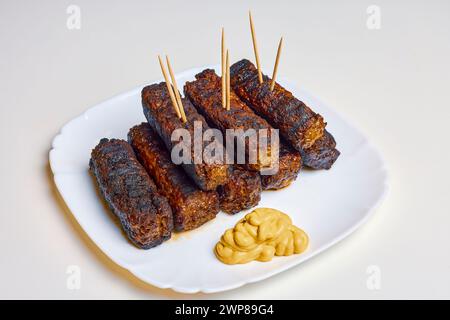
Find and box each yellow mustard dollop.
[214,208,309,264]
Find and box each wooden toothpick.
[249,11,263,84]
[221,27,226,109]
[158,55,181,119]
[166,55,187,123]
[226,49,230,110]
[270,37,283,91]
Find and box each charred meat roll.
[230,59,325,151]
[218,166,262,214]
[142,83,229,191]
[184,69,277,171]
[89,138,173,249]
[260,142,302,190]
[128,123,219,231]
[301,130,340,170]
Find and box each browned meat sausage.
[89,138,173,249]
[260,142,302,190]
[301,130,340,170]
[218,166,262,214]
[185,68,302,188]
[128,123,219,231]
[184,69,276,171]
[230,59,325,151]
[142,83,229,191]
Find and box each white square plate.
[49,65,388,294]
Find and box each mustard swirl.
[214,208,309,264]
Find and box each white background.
[1,0,449,299]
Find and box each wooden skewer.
[226,49,230,110]
[166,55,187,123]
[249,11,263,84]
[158,55,181,119]
[221,27,226,109]
[270,37,283,91]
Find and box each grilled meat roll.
[301,130,340,170]
[89,138,173,249]
[230,59,325,151]
[142,83,229,191]
[261,142,302,190]
[184,69,278,171]
[218,166,262,214]
[128,123,219,231]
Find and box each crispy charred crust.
[184,69,276,171]
[128,123,219,231]
[230,59,325,151]
[142,82,229,191]
[302,130,340,170]
[218,166,262,214]
[89,138,173,249]
[261,142,302,190]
